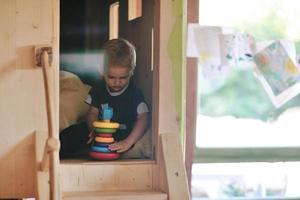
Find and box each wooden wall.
[152,0,187,195]
[119,0,154,109]
[0,0,59,198]
[157,0,185,135]
[0,0,188,198]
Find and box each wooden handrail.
[40,137,60,172]
[39,49,60,200]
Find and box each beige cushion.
[59,71,91,132]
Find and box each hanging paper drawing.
[253,41,300,108]
[221,33,255,67]
[187,25,233,78]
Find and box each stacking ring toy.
[94,128,116,133]
[91,146,111,153]
[95,137,114,143]
[89,151,120,160]
[93,121,119,129]
[95,133,113,138]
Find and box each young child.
[59,38,151,159]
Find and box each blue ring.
[93,142,109,147]
[91,146,111,153]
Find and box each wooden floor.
[60,158,156,165]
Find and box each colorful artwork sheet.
[187,25,231,78]
[187,25,237,78]
[221,33,255,67]
[256,40,296,63]
[186,24,300,107]
[187,24,256,78]
[253,41,300,108]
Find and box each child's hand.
[86,130,95,144]
[109,140,133,153]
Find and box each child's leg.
[120,128,152,159]
[59,122,90,158]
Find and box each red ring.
[95,133,113,138]
[89,151,120,160]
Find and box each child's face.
[104,66,131,92]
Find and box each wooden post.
[185,0,199,189]
[161,133,190,200]
[39,49,60,200]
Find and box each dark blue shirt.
[86,80,148,141]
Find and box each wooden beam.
[161,133,190,200]
[185,0,199,190]
[128,0,142,21]
[63,191,167,200]
[60,162,154,192]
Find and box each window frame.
[194,147,300,163]
[192,0,300,164]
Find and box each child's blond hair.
[102,38,136,76]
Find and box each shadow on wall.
[0,132,37,198]
[0,45,37,80]
[16,46,36,69]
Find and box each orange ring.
[95,137,114,143]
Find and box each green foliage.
[222,181,245,197]
[295,41,300,53]
[200,0,300,121]
[239,19,284,42]
[200,69,300,121]
[237,1,287,41]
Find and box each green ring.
[94,128,116,133]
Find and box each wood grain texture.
[161,133,190,200]
[185,0,199,189]
[60,162,154,192]
[0,0,58,198]
[35,131,50,200]
[63,190,167,200]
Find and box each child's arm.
[109,112,149,153]
[85,105,99,143]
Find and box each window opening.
[109,2,119,39]
[128,0,142,21]
[191,0,300,199]
[59,0,155,162]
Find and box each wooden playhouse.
[0,0,190,199]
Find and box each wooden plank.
[151,0,165,193]
[128,0,142,21]
[185,0,199,188]
[63,190,167,200]
[0,132,36,198]
[0,0,57,198]
[35,131,50,200]
[0,1,17,197]
[0,70,46,198]
[109,2,119,40]
[185,57,197,188]
[161,133,190,200]
[60,163,154,192]
[61,159,155,165]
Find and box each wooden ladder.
[57,132,190,200]
[59,159,167,200]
